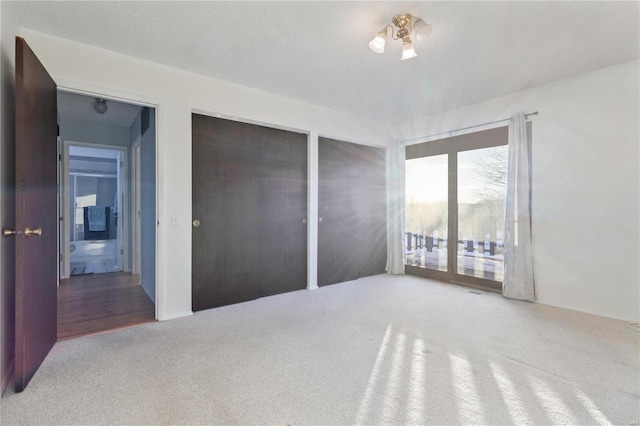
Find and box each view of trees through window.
[405,155,448,272]
[457,145,507,281]
[405,140,508,283]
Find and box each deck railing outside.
[405,232,504,282]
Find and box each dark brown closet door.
[192,114,307,311]
[318,138,387,287]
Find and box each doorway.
[62,143,125,276]
[9,38,162,392]
[57,90,157,339]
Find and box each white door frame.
[131,137,142,276]
[56,79,162,321]
[60,140,129,278]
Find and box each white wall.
[393,60,640,322]
[18,29,390,321]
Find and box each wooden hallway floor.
[58,272,156,341]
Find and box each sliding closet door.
[318,138,387,287]
[191,114,307,311]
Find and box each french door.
[405,126,508,291]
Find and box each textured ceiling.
[14,1,640,124]
[58,90,142,128]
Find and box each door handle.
[24,227,42,236]
[192,219,201,228]
[3,227,41,237]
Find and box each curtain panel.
[386,141,406,274]
[503,112,535,300]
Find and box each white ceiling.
[15,1,640,124]
[58,90,142,128]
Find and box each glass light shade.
[368,35,386,53]
[413,19,433,42]
[94,99,108,114]
[401,42,417,60]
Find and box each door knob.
[5,227,42,237]
[319,217,324,223]
[192,219,201,228]
[302,218,307,224]
[24,227,42,236]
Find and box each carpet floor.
[1,274,638,425]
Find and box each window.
[405,126,508,291]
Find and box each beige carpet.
[1,274,638,425]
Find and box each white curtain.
[386,141,406,274]
[503,112,535,300]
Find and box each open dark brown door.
[14,37,58,392]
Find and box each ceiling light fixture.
[94,98,108,114]
[369,13,432,60]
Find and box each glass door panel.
[405,154,448,271]
[457,145,508,281]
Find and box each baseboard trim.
[141,282,155,305]
[158,311,193,321]
[534,299,639,323]
[1,360,15,396]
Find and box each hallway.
[69,240,121,275]
[58,272,155,341]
